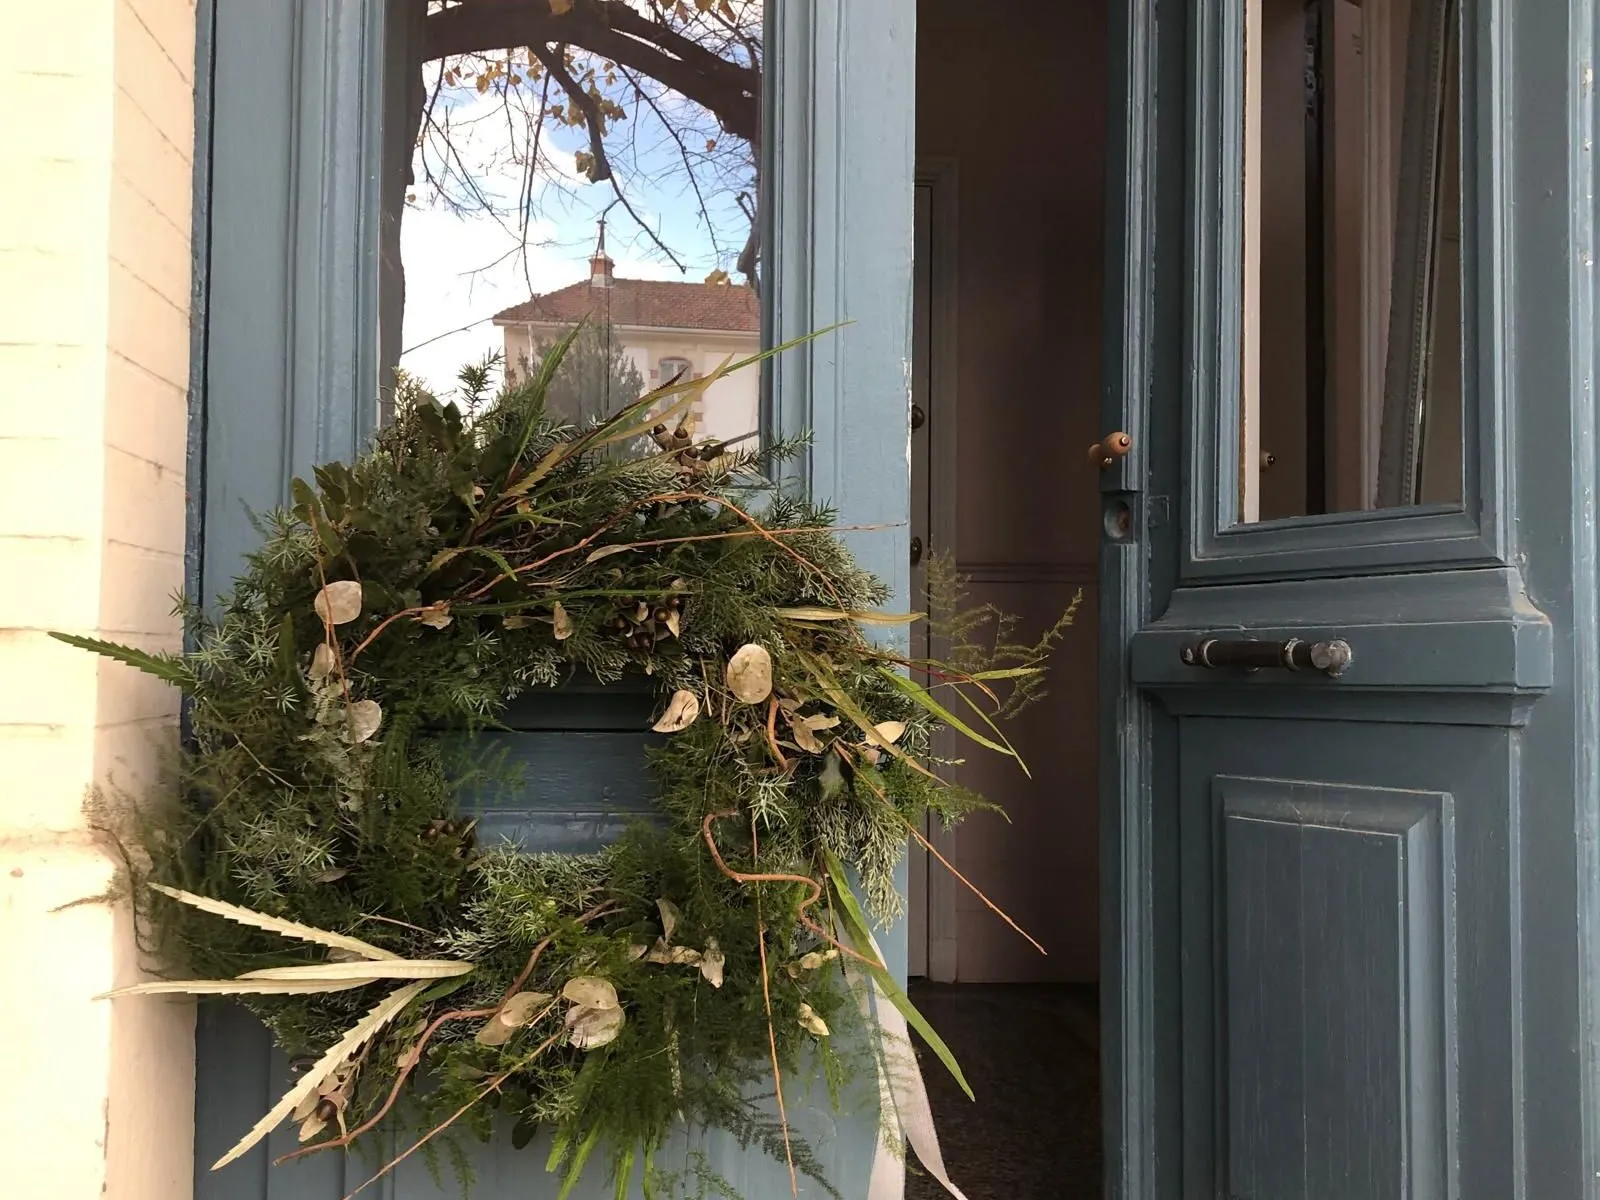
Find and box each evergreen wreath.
[60,339,1075,1199]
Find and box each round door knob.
[1089,431,1133,468]
[911,404,927,430]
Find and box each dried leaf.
[501,990,553,1026]
[211,980,429,1170]
[789,718,824,754]
[802,714,841,731]
[562,976,619,1011]
[341,699,382,744]
[797,1002,830,1037]
[644,941,701,965]
[474,991,553,1046]
[309,642,337,680]
[503,615,537,629]
[726,643,773,704]
[627,943,650,961]
[665,610,682,638]
[552,601,574,640]
[566,1003,625,1050]
[651,689,700,733]
[145,884,398,961]
[585,544,631,564]
[657,898,681,944]
[549,0,575,15]
[797,948,840,971]
[312,866,348,884]
[872,721,907,746]
[418,603,453,630]
[298,1110,329,1143]
[700,938,725,988]
[313,580,363,626]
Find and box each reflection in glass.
[379,0,766,448]
[1239,0,1461,523]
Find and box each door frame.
[191,0,919,1192]
[909,155,962,983]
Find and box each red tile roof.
[493,277,760,334]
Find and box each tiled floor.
[905,982,1103,1200]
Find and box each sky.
[395,46,758,399]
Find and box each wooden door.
[1100,1,1599,1197]
[190,0,916,1196]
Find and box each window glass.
[379,0,767,446]
[1239,0,1462,522]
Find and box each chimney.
[590,254,614,288]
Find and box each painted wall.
[501,323,761,447]
[917,0,1106,983]
[0,1,197,1196]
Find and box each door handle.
[1180,636,1353,678]
[1089,431,1133,469]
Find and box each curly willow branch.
[699,810,876,969]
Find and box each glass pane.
[379,1,767,446]
[1239,0,1462,523]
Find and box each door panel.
[1179,744,1465,1200]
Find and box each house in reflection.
[493,253,761,446]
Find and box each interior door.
[1098,1,1582,1197]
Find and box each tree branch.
[424,0,760,143]
[529,42,613,182]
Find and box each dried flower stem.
[751,813,798,1197]
[339,1028,566,1200]
[903,816,1047,956]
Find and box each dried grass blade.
[97,978,371,999]
[875,666,1025,773]
[149,884,399,961]
[212,980,429,1171]
[774,607,924,624]
[239,961,473,982]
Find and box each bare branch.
[529,42,613,183]
[424,0,760,143]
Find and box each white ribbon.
[844,930,970,1200]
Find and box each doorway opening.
[905,2,1107,1195]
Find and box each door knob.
[911,403,927,430]
[1089,432,1133,468]
[909,536,924,566]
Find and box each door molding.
[911,156,961,982]
[1099,0,1178,1194]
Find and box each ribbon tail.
[845,929,971,1200]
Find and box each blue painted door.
[1099,2,1595,1197]
[191,1,913,1197]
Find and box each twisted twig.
[700,810,876,969]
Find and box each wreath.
[62,343,1074,1199]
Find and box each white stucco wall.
[0,2,197,1196]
